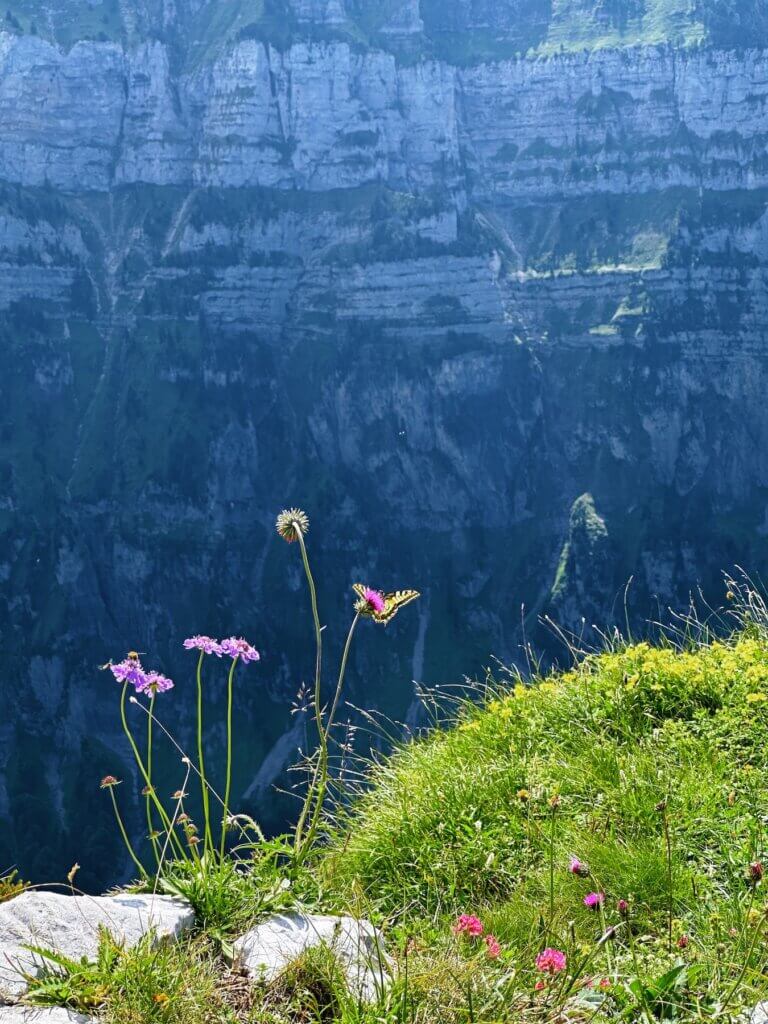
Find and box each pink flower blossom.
[219,637,260,663]
[109,658,147,691]
[535,948,567,974]
[137,671,174,695]
[534,980,546,991]
[183,636,222,656]
[362,587,386,613]
[584,892,605,910]
[485,934,501,959]
[569,856,589,877]
[453,914,484,937]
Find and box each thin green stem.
[661,803,673,954]
[548,802,556,926]
[326,611,361,735]
[146,693,160,867]
[219,655,239,864]
[108,786,148,880]
[119,684,187,863]
[195,651,214,856]
[300,612,361,861]
[292,527,324,859]
[131,699,255,849]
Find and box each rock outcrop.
[0,894,193,1002]
[234,913,390,1001]
[0,1010,93,1023]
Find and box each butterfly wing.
[375,589,420,624]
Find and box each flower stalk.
[219,654,239,864]
[195,650,215,857]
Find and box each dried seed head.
[276,508,309,543]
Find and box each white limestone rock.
[0,1009,93,1023]
[751,1003,768,1024]
[0,892,194,1003]
[233,912,391,1001]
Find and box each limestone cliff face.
[1,1,768,887]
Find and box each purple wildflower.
[362,587,386,613]
[138,671,174,695]
[584,892,605,910]
[569,857,589,877]
[219,637,260,663]
[110,658,148,692]
[183,635,223,656]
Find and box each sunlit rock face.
[1,0,768,889]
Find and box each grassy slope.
[316,631,768,1020]
[20,625,768,1021]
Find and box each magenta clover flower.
[219,637,260,663]
[362,587,386,614]
[569,856,589,877]
[183,635,223,656]
[535,948,567,974]
[584,892,605,910]
[452,914,484,937]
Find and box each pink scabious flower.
[219,636,260,663]
[535,948,567,974]
[362,587,386,613]
[584,892,605,910]
[485,934,501,959]
[138,671,174,695]
[453,914,484,937]
[183,635,222,656]
[110,658,148,692]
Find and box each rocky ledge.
[0,893,387,1021]
[0,892,194,1004]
